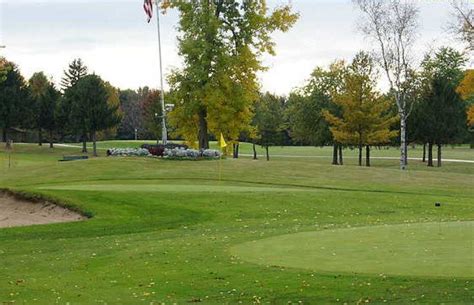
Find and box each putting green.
[231,221,474,278]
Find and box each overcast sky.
[0,0,471,94]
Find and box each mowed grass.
[0,143,473,304]
[232,221,474,278]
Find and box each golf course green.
[232,221,474,278]
[0,142,473,304]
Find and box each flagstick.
[218,155,222,184]
[155,0,168,145]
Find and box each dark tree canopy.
[252,93,287,160]
[66,74,121,156]
[0,60,30,143]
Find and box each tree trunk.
[38,129,42,146]
[358,144,362,166]
[265,146,269,161]
[400,112,407,170]
[2,128,6,143]
[404,137,408,165]
[49,130,54,148]
[437,144,442,167]
[198,107,209,150]
[422,143,426,162]
[82,134,88,153]
[233,143,239,159]
[338,145,343,165]
[427,142,433,167]
[332,144,339,165]
[92,131,97,157]
[366,145,370,167]
[253,143,257,160]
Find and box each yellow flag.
[219,133,227,148]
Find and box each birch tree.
[450,0,473,50]
[353,0,419,170]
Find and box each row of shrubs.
[106,148,151,157]
[106,146,221,160]
[164,147,221,159]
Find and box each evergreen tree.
[416,47,468,165]
[417,77,467,167]
[0,60,29,145]
[60,58,88,90]
[67,75,120,156]
[60,58,88,150]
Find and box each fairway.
[232,221,474,278]
[0,144,473,304]
[40,181,315,193]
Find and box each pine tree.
[67,75,121,156]
[0,60,29,145]
[418,77,467,167]
[417,47,468,165]
[60,58,88,91]
[60,58,88,151]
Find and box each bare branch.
[449,0,474,50]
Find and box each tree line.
[0,57,175,156]
[0,0,472,168]
[0,46,472,166]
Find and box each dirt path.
[0,193,85,228]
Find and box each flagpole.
[155,0,168,145]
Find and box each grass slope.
[0,143,473,304]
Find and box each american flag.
[143,0,153,23]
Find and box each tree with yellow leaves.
[166,1,298,149]
[468,105,474,128]
[457,69,474,145]
[323,52,398,166]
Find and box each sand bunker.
[0,192,85,228]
